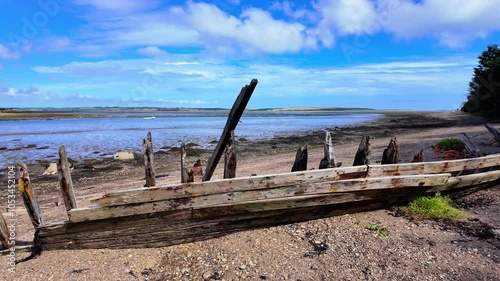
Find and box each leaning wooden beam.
[143,132,156,187]
[353,135,371,166]
[91,154,500,207]
[412,148,425,163]
[458,133,481,157]
[319,131,337,169]
[0,212,10,249]
[203,79,258,181]
[69,174,450,222]
[224,130,237,179]
[484,123,500,143]
[381,137,399,164]
[57,145,78,213]
[291,145,308,172]
[18,163,43,227]
[180,143,189,183]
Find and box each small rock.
[114,151,134,160]
[202,271,212,280]
[239,265,246,270]
[42,163,58,175]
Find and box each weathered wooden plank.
[0,212,10,249]
[18,163,43,227]
[353,135,371,166]
[91,154,500,207]
[224,130,237,179]
[203,79,258,181]
[381,137,399,164]
[191,159,203,182]
[458,133,481,157]
[70,174,450,222]
[180,143,189,183]
[57,145,78,212]
[143,132,156,187]
[291,145,308,172]
[412,148,425,163]
[319,131,337,169]
[485,123,500,143]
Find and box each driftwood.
[381,137,399,164]
[57,145,78,213]
[180,143,189,183]
[412,148,425,163]
[203,79,258,181]
[143,132,156,187]
[353,135,371,166]
[458,133,481,157]
[0,212,10,249]
[319,131,338,169]
[485,123,500,143]
[189,159,204,182]
[224,130,237,179]
[18,163,43,227]
[291,145,308,172]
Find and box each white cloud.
[137,46,168,57]
[314,0,378,35]
[0,44,21,59]
[271,1,317,21]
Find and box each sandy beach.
[1,111,499,280]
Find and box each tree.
[461,44,500,119]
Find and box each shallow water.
[0,112,382,164]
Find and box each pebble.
[239,265,246,270]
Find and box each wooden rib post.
[291,145,308,172]
[57,145,78,213]
[412,148,425,163]
[381,137,399,164]
[180,143,189,183]
[319,130,337,169]
[143,132,156,187]
[203,79,258,181]
[484,123,500,143]
[458,133,481,157]
[0,212,10,249]
[353,135,371,166]
[18,163,43,227]
[224,130,237,179]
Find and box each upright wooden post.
[291,145,308,172]
[191,159,203,182]
[18,163,43,227]
[57,145,78,212]
[224,130,237,179]
[0,212,10,249]
[381,137,399,164]
[180,143,189,183]
[203,79,258,181]
[412,148,425,163]
[353,135,371,166]
[143,132,156,187]
[484,123,500,143]
[319,131,337,169]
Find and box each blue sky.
[0,0,499,110]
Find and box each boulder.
[114,151,134,160]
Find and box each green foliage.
[367,223,388,236]
[461,45,500,119]
[436,138,465,151]
[401,192,465,220]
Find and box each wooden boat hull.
[36,155,500,251]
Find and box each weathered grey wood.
[412,148,425,163]
[192,159,203,182]
[291,145,308,172]
[203,79,258,181]
[319,131,337,169]
[224,130,237,179]
[18,163,43,227]
[485,123,500,143]
[381,137,399,164]
[92,154,500,207]
[353,135,371,166]
[70,174,450,222]
[180,143,189,183]
[0,245,34,255]
[143,132,156,187]
[458,133,481,157]
[0,212,10,249]
[57,145,78,212]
